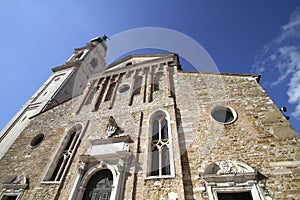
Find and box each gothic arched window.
[148,111,174,178]
[44,125,82,182]
[83,169,113,200]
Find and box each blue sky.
[0,1,299,134]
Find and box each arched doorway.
[82,169,113,200]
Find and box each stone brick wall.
[69,65,185,199]
[174,71,299,200]
[0,100,75,199]
[0,59,299,200]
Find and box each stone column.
[68,161,87,200]
[115,157,130,200]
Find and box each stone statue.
[102,34,109,41]
[77,161,87,175]
[106,116,118,137]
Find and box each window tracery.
[147,110,174,178]
[44,125,82,182]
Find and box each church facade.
[0,37,299,200]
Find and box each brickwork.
[0,100,75,199]
[174,71,299,199]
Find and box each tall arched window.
[148,111,173,178]
[44,124,82,182]
[83,169,113,200]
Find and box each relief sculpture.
[106,116,118,137]
[216,160,244,175]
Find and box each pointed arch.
[43,122,85,182]
[76,163,119,200]
[146,109,175,178]
[82,169,113,200]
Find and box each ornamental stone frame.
[42,122,87,183]
[68,140,131,200]
[72,162,118,200]
[145,109,175,179]
[199,160,265,200]
[0,173,28,200]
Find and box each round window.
[211,106,237,124]
[118,83,131,94]
[29,133,45,148]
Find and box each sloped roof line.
[106,53,177,69]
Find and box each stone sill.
[145,174,176,180]
[89,134,131,145]
[2,184,27,190]
[40,181,61,185]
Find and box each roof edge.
[106,53,177,69]
[178,69,261,82]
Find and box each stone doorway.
[82,169,113,200]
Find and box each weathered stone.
[0,39,299,200]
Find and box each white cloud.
[283,48,300,118]
[252,7,300,119]
[270,46,300,87]
[292,102,300,119]
[277,7,300,42]
[288,70,300,103]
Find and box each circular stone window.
[118,83,131,94]
[211,106,237,124]
[29,133,45,148]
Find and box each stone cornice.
[106,53,177,69]
[51,61,82,72]
[89,55,175,80]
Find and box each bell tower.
[0,36,108,159]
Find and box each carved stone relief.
[2,173,28,189]
[216,160,244,175]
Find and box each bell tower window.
[90,58,98,70]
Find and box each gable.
[105,53,176,73]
